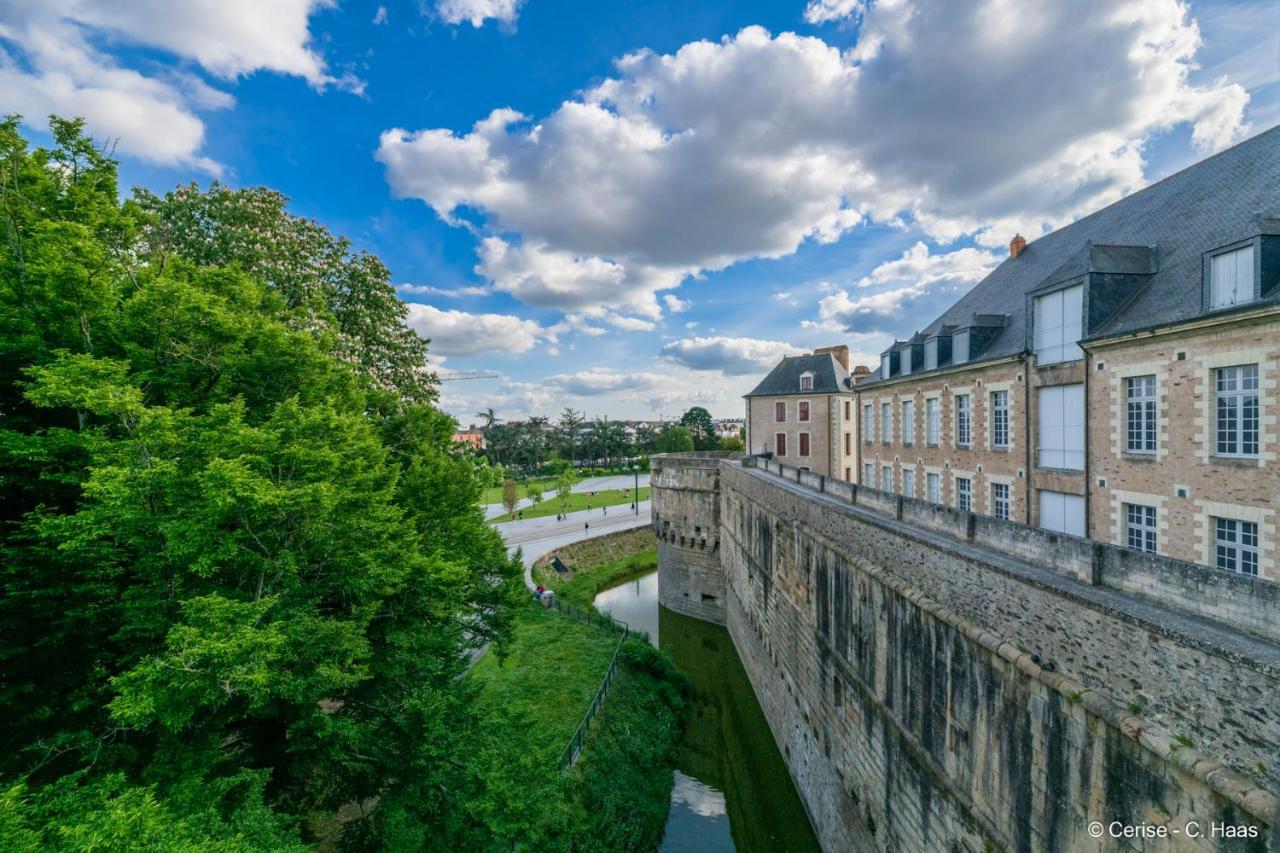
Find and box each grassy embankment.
[533,527,657,606]
[462,530,685,850]
[505,487,649,521]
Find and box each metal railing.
[547,596,632,769]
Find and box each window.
[1038,384,1085,471]
[798,401,811,422]
[1209,244,1255,310]
[1126,376,1157,453]
[926,398,940,446]
[956,477,971,512]
[902,400,915,445]
[863,404,874,442]
[926,472,941,503]
[1034,284,1084,365]
[882,465,893,493]
[991,483,1010,521]
[880,354,891,378]
[955,394,971,447]
[844,400,851,420]
[1215,365,1259,457]
[1125,504,1157,553]
[775,433,787,456]
[799,432,811,457]
[991,390,1009,448]
[775,401,786,422]
[903,472,915,499]
[844,432,851,455]
[1214,517,1259,575]
[881,402,892,442]
[845,467,851,481]
[953,329,970,364]
[925,338,939,370]
[1038,491,1085,537]
[901,350,912,376]
[799,372,814,391]
[864,463,874,487]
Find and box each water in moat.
[593,571,820,853]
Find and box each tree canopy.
[678,406,717,450]
[0,117,520,848]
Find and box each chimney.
[851,365,871,384]
[815,344,850,372]
[1010,233,1027,258]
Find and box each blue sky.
[2,0,1277,422]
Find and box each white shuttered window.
[1209,245,1254,310]
[1034,284,1083,364]
[1039,491,1085,537]
[1038,384,1085,471]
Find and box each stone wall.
[652,453,731,624]
[655,453,1278,851]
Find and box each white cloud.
[396,282,490,297]
[474,237,686,319]
[810,242,1001,335]
[661,336,804,375]
[403,303,542,356]
[605,314,657,332]
[663,293,690,313]
[373,5,389,25]
[804,0,864,25]
[435,0,524,28]
[379,3,1248,313]
[544,369,665,396]
[0,0,349,171]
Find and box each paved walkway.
[494,500,653,591]
[482,473,651,521]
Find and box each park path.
[481,473,651,520]
[493,500,653,592]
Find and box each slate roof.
[859,123,1280,387]
[745,352,849,397]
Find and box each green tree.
[679,406,718,450]
[719,435,745,452]
[502,478,520,517]
[557,407,585,466]
[0,117,521,846]
[555,468,577,516]
[655,425,695,453]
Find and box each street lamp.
[633,461,639,515]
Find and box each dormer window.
[1034,284,1084,365]
[880,354,890,378]
[900,349,912,375]
[1208,243,1256,310]
[799,372,814,391]
[925,339,938,370]
[952,329,970,365]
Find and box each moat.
[593,571,820,853]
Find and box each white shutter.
[1035,285,1083,364]
[1034,291,1063,362]
[953,330,970,364]
[1038,384,1084,471]
[1211,245,1254,309]
[1038,491,1085,536]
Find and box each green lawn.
[467,602,619,759]
[478,477,556,506]
[499,486,650,521]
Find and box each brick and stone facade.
[745,346,858,480]
[1086,303,1280,579]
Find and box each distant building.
[453,425,485,450]
[744,345,860,480]
[844,125,1280,580]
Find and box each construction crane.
[437,370,500,382]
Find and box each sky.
[1,0,1277,424]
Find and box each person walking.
[584,521,590,534]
